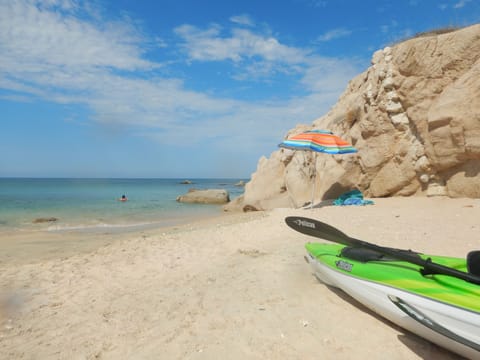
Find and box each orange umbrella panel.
[279,130,357,154]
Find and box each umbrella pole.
[311,152,317,209]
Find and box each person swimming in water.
[119,194,128,202]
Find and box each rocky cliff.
[228,24,480,211]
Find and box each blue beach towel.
[333,189,374,206]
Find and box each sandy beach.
[1,197,479,359]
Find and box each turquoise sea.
[0,178,247,233]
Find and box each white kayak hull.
[305,252,480,359]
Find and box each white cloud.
[36,0,79,11]
[0,1,154,71]
[454,0,471,9]
[230,14,254,27]
[174,25,309,64]
[0,0,362,159]
[316,28,352,42]
[380,20,399,34]
[137,91,337,154]
[173,23,316,81]
[301,57,359,93]
[310,1,327,8]
[438,0,471,11]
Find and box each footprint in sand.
[237,249,268,258]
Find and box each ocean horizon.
[0,177,247,233]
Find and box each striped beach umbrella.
[279,130,357,208]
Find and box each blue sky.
[1,0,478,178]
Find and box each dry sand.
[1,197,479,359]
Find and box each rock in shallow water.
[176,189,230,204]
[32,217,58,224]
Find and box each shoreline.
[0,208,238,266]
[1,197,478,359]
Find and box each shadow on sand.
[301,199,335,209]
[319,281,462,359]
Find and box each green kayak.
[286,216,480,359]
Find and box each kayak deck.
[305,242,480,314]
